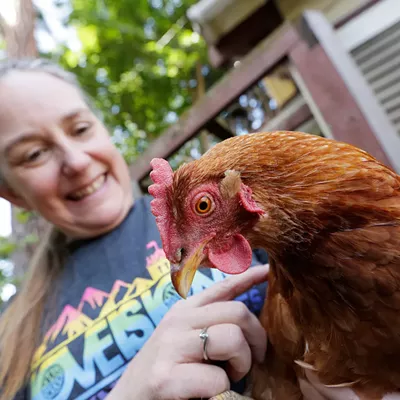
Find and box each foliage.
[14,209,34,225]
[0,237,18,306]
[0,237,17,259]
[0,217,38,306]
[50,0,224,164]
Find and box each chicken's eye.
[195,196,213,215]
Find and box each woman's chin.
[64,199,132,238]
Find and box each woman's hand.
[108,265,268,400]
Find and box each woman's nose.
[61,146,91,176]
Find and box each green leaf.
[15,209,34,225]
[0,238,17,258]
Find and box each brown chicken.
[148,130,400,399]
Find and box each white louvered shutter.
[351,20,400,136]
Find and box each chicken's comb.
[148,158,173,229]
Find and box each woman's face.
[0,71,133,239]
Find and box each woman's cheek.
[19,166,60,204]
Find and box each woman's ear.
[0,184,32,210]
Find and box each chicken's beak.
[170,239,209,299]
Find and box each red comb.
[149,158,173,211]
[148,158,174,252]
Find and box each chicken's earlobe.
[220,170,242,199]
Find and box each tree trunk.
[0,0,46,277]
[0,0,38,58]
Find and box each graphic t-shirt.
[21,196,267,400]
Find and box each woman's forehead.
[0,70,88,128]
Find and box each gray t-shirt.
[20,196,267,400]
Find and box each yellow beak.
[170,240,209,299]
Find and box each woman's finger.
[175,324,252,382]
[187,264,269,308]
[205,324,252,382]
[168,363,230,399]
[189,301,267,364]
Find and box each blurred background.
[0,0,400,305]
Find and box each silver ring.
[199,327,209,361]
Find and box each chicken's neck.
[247,199,397,303]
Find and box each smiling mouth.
[67,174,107,201]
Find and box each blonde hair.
[0,58,94,399]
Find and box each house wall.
[276,0,368,23]
[337,0,400,142]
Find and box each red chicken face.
[149,158,265,298]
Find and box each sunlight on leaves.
[77,24,99,52]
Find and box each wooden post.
[129,24,299,181]
[194,62,211,154]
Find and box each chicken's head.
[148,158,265,298]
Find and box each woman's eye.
[73,122,91,136]
[25,148,48,163]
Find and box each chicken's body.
[149,131,400,399]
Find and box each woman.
[0,59,269,400]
